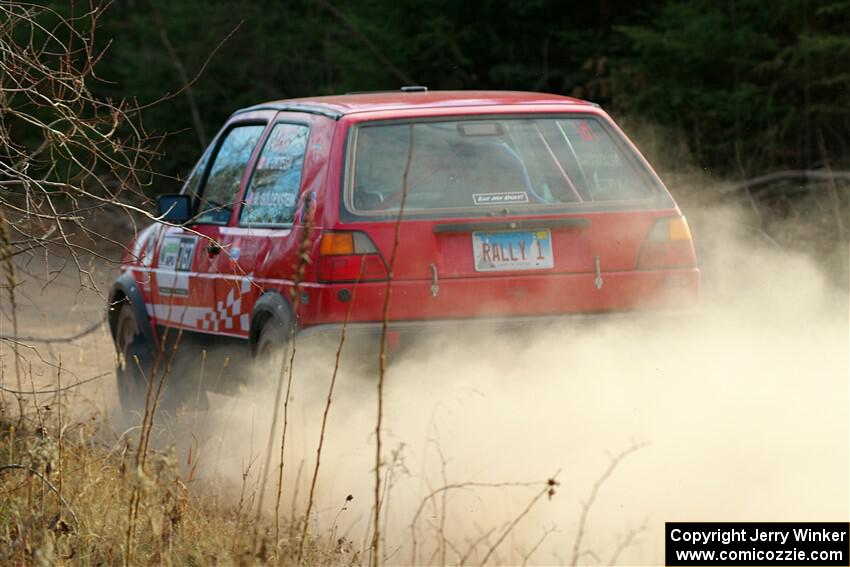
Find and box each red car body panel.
[116,91,700,347]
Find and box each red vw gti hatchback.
[109,89,699,408]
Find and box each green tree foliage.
[614,0,850,172]
[63,0,850,189]
[86,0,656,190]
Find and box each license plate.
[472,230,554,272]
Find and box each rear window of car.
[344,116,668,217]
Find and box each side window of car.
[183,145,213,201]
[240,123,309,226]
[194,124,266,225]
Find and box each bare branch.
[312,0,416,86]
[569,441,649,567]
[0,463,80,560]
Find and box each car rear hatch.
[326,113,698,317]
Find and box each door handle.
[429,263,439,298]
[206,243,221,256]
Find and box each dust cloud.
[173,203,848,565]
[4,199,843,564]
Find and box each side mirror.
[156,194,192,224]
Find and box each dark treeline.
[76,0,850,191]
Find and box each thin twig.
[372,124,414,567]
[297,259,364,564]
[0,210,25,420]
[311,0,415,85]
[151,5,207,149]
[816,130,848,274]
[569,442,649,567]
[0,371,108,395]
[274,193,315,562]
[521,526,558,567]
[0,464,80,560]
[0,315,104,343]
[479,472,561,566]
[607,523,648,566]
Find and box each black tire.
[114,301,155,414]
[114,302,207,415]
[253,317,294,388]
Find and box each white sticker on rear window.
[472,192,529,205]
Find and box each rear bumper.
[301,268,700,324]
[297,308,696,351]
[294,267,700,353]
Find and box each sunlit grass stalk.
[478,472,560,566]
[124,328,183,566]
[56,355,63,497]
[273,313,298,561]
[816,130,849,276]
[253,343,286,550]
[233,455,258,552]
[134,327,171,467]
[194,348,207,408]
[247,193,315,557]
[297,261,364,564]
[290,459,304,533]
[0,210,25,420]
[270,194,316,563]
[372,123,414,567]
[409,478,541,565]
[568,442,647,566]
[141,330,184,465]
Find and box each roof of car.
[238,90,595,119]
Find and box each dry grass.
[0,382,645,566]
[0,405,364,565]
[1,164,845,565]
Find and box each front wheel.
[114,302,154,414]
[113,302,207,415]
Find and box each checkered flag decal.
[200,276,252,332]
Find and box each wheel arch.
[108,272,157,354]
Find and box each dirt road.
[1,209,847,565]
[0,251,118,417]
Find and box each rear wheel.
[253,316,295,389]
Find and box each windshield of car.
[346,116,665,215]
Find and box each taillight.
[317,231,388,282]
[637,216,697,269]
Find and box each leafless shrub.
[0,2,165,291]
